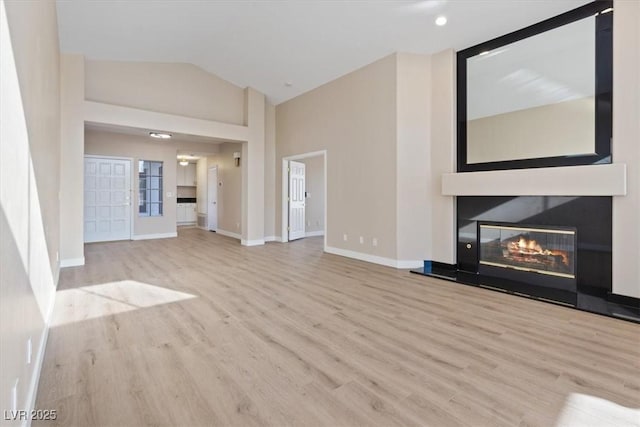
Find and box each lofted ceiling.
[56,0,590,105]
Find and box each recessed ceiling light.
[149,132,172,139]
[435,16,447,26]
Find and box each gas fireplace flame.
[518,237,543,253]
[508,236,569,266]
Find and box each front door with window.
[84,157,132,243]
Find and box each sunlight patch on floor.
[51,280,196,326]
[555,393,640,426]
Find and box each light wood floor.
[35,228,640,426]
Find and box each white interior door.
[288,160,306,240]
[84,157,131,243]
[208,167,218,231]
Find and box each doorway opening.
[281,150,327,250]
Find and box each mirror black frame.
[457,1,613,172]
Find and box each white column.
[396,53,432,266]
[430,49,457,265]
[241,88,266,246]
[612,0,640,298]
[59,54,85,266]
[264,102,276,239]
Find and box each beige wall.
[85,60,245,124]
[242,88,266,244]
[216,143,243,234]
[276,54,398,259]
[276,53,432,265]
[1,0,60,417]
[264,102,276,239]
[85,129,218,237]
[396,53,432,263]
[300,156,325,234]
[64,58,267,253]
[196,157,209,217]
[429,49,457,265]
[468,96,595,164]
[612,0,640,298]
[59,54,85,264]
[5,0,61,278]
[176,186,196,198]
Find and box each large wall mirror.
[457,1,612,172]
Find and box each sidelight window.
[138,160,163,217]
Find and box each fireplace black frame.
[477,221,577,295]
[456,196,612,308]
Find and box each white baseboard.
[241,239,265,246]
[132,232,177,241]
[324,246,422,269]
[25,286,56,427]
[265,235,278,242]
[54,264,60,285]
[396,259,424,269]
[215,231,267,246]
[216,229,241,240]
[60,257,85,268]
[305,230,325,237]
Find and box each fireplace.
[477,222,577,295]
[479,222,576,280]
[452,196,613,306]
[410,196,639,320]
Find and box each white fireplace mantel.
[442,163,627,196]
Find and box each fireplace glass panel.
[479,224,576,279]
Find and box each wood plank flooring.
[35,228,640,426]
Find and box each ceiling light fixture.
[179,159,189,166]
[435,16,447,26]
[149,131,172,139]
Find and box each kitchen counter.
[177,197,197,203]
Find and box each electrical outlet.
[27,338,32,365]
[372,238,378,247]
[359,236,364,244]
[343,234,348,241]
